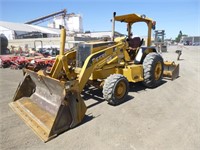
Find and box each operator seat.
[128,37,141,50]
[127,37,143,60]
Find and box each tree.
[175,30,183,43]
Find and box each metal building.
[48,13,83,33]
[0,21,60,40]
[181,36,200,45]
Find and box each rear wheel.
[143,52,164,88]
[103,74,129,105]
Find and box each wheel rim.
[115,81,126,99]
[154,62,162,80]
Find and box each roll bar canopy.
[114,13,153,24]
[112,13,156,46]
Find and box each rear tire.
[103,74,129,105]
[143,52,164,88]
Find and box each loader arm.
[48,29,76,80]
[48,53,73,80]
[78,42,126,92]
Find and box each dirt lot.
[0,46,200,150]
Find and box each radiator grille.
[76,44,92,67]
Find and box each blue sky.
[0,0,199,39]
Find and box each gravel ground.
[0,46,200,150]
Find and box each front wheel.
[103,74,129,106]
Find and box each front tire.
[103,74,129,105]
[143,52,164,88]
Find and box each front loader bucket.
[163,61,179,80]
[9,69,87,142]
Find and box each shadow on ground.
[81,85,135,109]
[129,80,167,92]
[81,80,168,108]
[77,80,167,128]
[81,86,105,109]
